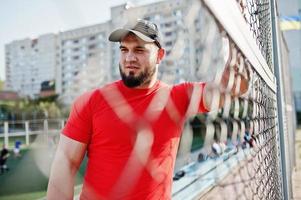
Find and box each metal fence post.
[4,121,9,148]
[270,0,291,199]
[25,121,29,146]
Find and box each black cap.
[109,19,162,48]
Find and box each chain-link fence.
[142,0,289,199]
[170,0,294,199]
[89,0,288,198]
[238,0,273,70]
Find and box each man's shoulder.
[77,81,121,101]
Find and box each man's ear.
[156,48,165,64]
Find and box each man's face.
[119,34,160,88]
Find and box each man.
[13,140,22,157]
[47,19,248,199]
[0,144,10,174]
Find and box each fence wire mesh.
[170,0,281,199]
[100,0,281,199]
[238,0,273,70]
[121,0,282,199]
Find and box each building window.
[165,41,172,46]
[165,32,172,37]
[31,39,38,48]
[73,56,79,60]
[89,36,96,41]
[88,44,96,50]
[88,53,95,57]
[165,22,172,28]
[73,39,79,44]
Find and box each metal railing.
[0,119,65,148]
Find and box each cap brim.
[108,29,155,43]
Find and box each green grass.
[0,144,87,200]
[0,191,46,200]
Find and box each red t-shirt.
[63,80,208,200]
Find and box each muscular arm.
[47,134,87,200]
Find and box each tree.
[0,95,66,121]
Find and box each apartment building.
[5,34,57,98]
[56,23,111,104]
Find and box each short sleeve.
[62,91,94,144]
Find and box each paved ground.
[199,130,301,200]
[198,152,257,200]
[293,130,301,199]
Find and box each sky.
[0,0,162,81]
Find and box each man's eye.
[136,49,144,53]
[120,48,128,52]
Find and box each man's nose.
[125,51,137,62]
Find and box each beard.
[119,64,156,88]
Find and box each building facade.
[56,23,111,104]
[5,34,57,98]
[278,0,301,112]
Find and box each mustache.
[119,63,155,88]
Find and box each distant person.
[0,144,10,174]
[47,19,249,199]
[13,140,21,157]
